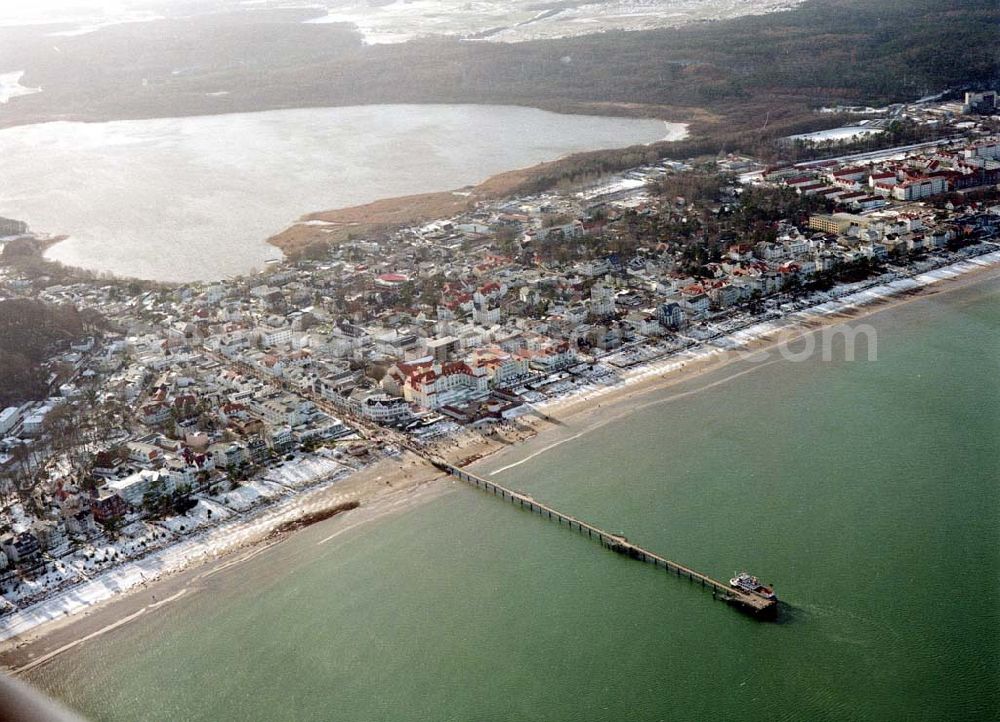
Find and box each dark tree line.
[0,300,90,406]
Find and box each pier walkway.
[434,460,777,616]
[208,347,776,616]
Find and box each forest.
[2,0,995,137]
[2,0,993,201]
[0,300,88,407]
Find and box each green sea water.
[28,278,1000,721]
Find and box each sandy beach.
[473,250,1000,472]
[0,250,997,672]
[0,452,452,670]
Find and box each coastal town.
[0,93,998,633]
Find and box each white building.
[891,175,948,201]
[258,325,294,347]
[467,347,531,388]
[522,339,576,372]
[472,302,501,326]
[107,469,174,507]
[252,396,316,427]
[21,403,56,437]
[588,283,616,319]
[384,358,489,410]
[0,407,20,437]
[356,393,412,425]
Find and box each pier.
[435,460,777,617]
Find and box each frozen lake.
[0,105,683,281]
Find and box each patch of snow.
[213,479,285,512]
[158,498,234,534]
[0,462,364,643]
[786,127,885,143]
[0,71,41,104]
[45,13,165,37]
[263,455,347,488]
[303,0,808,44]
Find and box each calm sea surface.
[0,105,676,281]
[27,278,1000,720]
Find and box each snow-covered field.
[786,127,885,144]
[0,0,806,44]
[0,71,41,104]
[304,0,808,44]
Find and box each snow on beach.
[0,250,995,644]
[211,478,286,512]
[0,455,358,643]
[534,249,1000,416]
[262,455,347,489]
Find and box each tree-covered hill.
[0,300,86,407]
[0,0,995,133]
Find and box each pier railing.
[435,459,776,616]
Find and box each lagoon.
[0,105,679,281]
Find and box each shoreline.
[0,248,996,670]
[263,112,690,257]
[0,96,708,135]
[0,103,693,274]
[0,451,451,665]
[445,249,1000,483]
[1,231,174,291]
[532,254,1000,422]
[474,253,1000,477]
